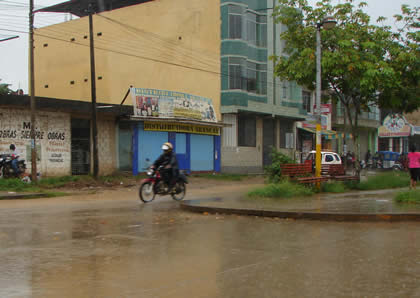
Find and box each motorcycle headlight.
[147,170,153,176]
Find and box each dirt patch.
[50,175,266,194]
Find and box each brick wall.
[97,119,117,175]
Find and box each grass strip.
[395,190,420,204]
[351,172,410,191]
[248,180,314,198]
[321,182,348,193]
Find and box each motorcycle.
[139,166,188,203]
[0,154,29,181]
[392,161,405,171]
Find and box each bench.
[322,164,345,176]
[322,164,360,183]
[280,163,312,177]
[279,163,328,185]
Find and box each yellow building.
[35,0,221,118]
[35,0,224,174]
[34,0,307,174]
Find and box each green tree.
[378,5,420,113]
[272,0,419,169]
[0,79,13,95]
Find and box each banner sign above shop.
[144,121,220,136]
[131,88,217,123]
[378,114,412,137]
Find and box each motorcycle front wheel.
[171,181,186,201]
[139,182,155,203]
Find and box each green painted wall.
[220,0,305,118]
[220,0,267,11]
[221,41,267,62]
[221,92,267,106]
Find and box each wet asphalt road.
[0,188,419,298]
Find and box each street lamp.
[315,16,336,179]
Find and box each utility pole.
[29,0,37,182]
[88,4,99,178]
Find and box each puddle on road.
[191,189,420,214]
[0,189,419,298]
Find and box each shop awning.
[299,127,352,140]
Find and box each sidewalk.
[0,191,48,200]
[181,188,420,222]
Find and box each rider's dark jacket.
[153,151,179,178]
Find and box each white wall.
[0,108,71,176]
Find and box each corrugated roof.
[35,0,154,17]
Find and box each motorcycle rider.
[152,142,179,192]
[9,144,21,175]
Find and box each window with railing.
[228,57,267,95]
[302,91,311,113]
[336,101,380,121]
[228,5,244,39]
[228,5,267,47]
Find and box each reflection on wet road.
[0,193,419,298]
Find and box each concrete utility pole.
[88,4,99,179]
[315,23,322,179]
[315,16,336,183]
[29,0,37,182]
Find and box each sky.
[0,0,418,92]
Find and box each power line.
[0,12,220,68]
[0,1,46,9]
[28,16,221,70]
[0,26,300,97]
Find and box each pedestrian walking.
[407,144,420,190]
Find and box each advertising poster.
[378,114,411,137]
[130,88,217,123]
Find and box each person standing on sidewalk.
[8,144,21,176]
[407,144,420,190]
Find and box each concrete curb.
[0,193,49,200]
[180,199,420,222]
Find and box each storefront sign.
[313,104,331,115]
[131,88,217,123]
[302,114,328,129]
[144,122,220,136]
[378,114,411,137]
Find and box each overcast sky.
[0,0,418,92]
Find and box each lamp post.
[315,16,336,179]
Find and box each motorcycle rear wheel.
[139,182,155,203]
[171,182,186,201]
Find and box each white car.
[305,151,342,165]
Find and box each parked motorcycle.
[139,166,188,203]
[0,154,29,180]
[392,161,405,171]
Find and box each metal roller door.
[190,134,214,171]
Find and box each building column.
[389,138,393,151]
